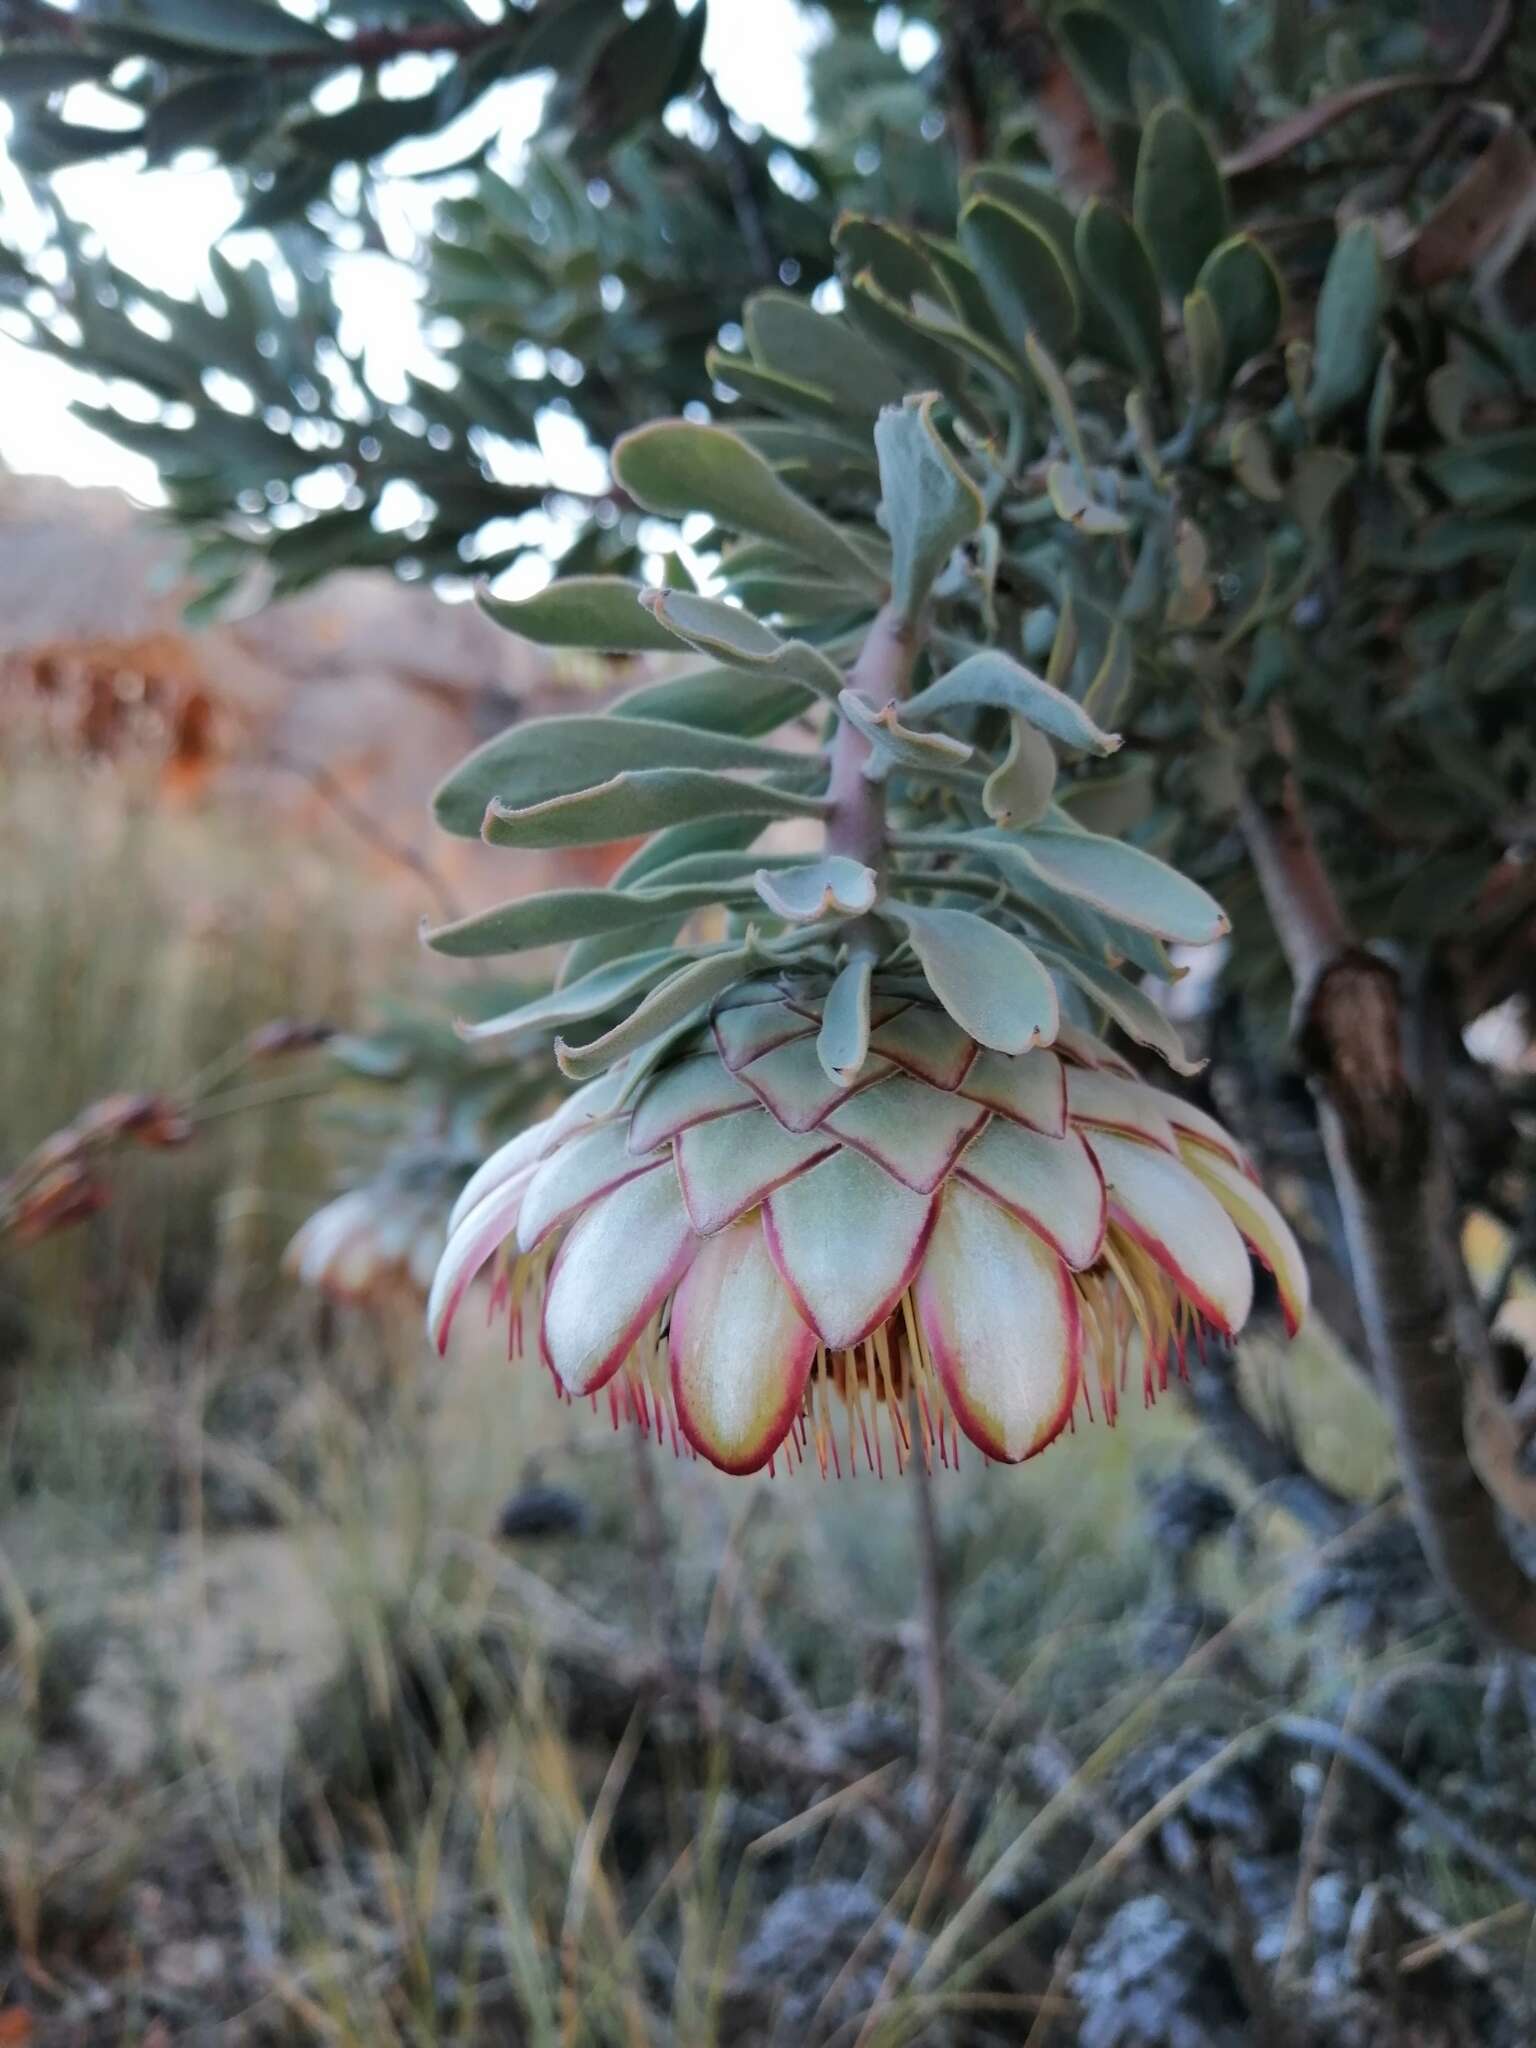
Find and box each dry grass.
[3,747,1534,2046]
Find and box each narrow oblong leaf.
[556,944,760,1080]
[744,290,908,414]
[838,691,974,777]
[610,667,815,737]
[642,588,844,698]
[483,769,829,850]
[959,195,1080,358]
[818,955,873,1085]
[1195,234,1284,379]
[1308,220,1388,425]
[1075,200,1164,383]
[753,857,878,924]
[905,648,1121,756]
[478,576,683,653]
[1082,623,1135,729]
[1134,101,1228,298]
[874,393,986,626]
[983,718,1056,828]
[1182,288,1225,403]
[891,905,1059,1054]
[434,714,797,838]
[1033,939,1201,1075]
[424,881,742,959]
[612,419,884,592]
[1009,827,1229,943]
[459,949,682,1046]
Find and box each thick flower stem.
[825,600,920,875]
[1238,758,1536,1654]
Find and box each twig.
[266,741,468,931]
[1223,0,1515,176]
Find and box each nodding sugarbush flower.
[427,972,1307,1478]
[286,1154,468,1307]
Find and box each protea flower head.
[286,1153,465,1307]
[423,385,1310,1476]
[428,974,1306,1475]
[284,1005,552,1309]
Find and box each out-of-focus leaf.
[744,291,906,416]
[959,195,1080,359]
[0,51,119,93]
[479,576,679,651]
[1057,8,1136,111]
[1134,101,1228,297]
[1406,109,1536,290]
[122,0,334,57]
[610,668,814,737]
[1308,220,1388,424]
[1083,621,1134,727]
[613,419,884,591]
[1075,200,1164,384]
[1195,234,1283,379]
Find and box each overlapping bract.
[428,974,1307,1476]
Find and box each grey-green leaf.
[838,691,974,777]
[612,418,884,592]
[983,718,1057,828]
[1134,101,1228,298]
[1009,826,1229,943]
[891,904,1059,1054]
[556,945,760,1081]
[478,575,684,652]
[423,882,743,959]
[874,393,986,626]
[1195,235,1284,380]
[610,667,815,737]
[483,770,829,851]
[434,714,798,838]
[818,954,873,1085]
[1309,220,1388,425]
[1032,939,1201,1074]
[959,195,1080,359]
[1075,200,1165,383]
[753,857,878,924]
[643,588,844,698]
[459,949,681,1047]
[744,291,908,416]
[905,648,1122,756]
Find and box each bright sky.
[0,0,827,503]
